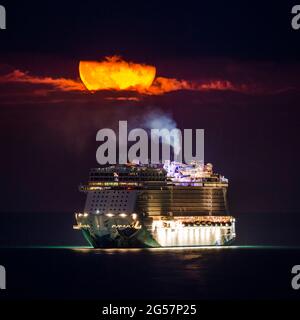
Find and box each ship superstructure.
[74,161,236,247]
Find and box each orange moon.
[79,56,156,93]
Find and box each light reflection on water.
[1,245,300,252]
[71,245,300,253]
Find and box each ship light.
[119,213,127,218]
[106,213,114,217]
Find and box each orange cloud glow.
[0,69,85,92]
[0,57,260,98]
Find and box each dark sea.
[0,247,299,300]
[0,212,300,300]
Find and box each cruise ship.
[74,161,236,248]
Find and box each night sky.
[0,1,300,245]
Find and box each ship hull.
[81,227,160,248]
[75,214,236,248]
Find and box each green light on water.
[1,245,300,250]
